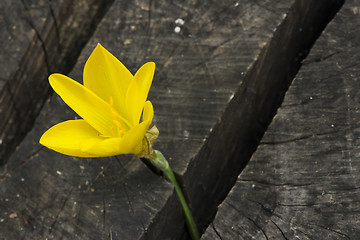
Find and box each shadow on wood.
[0,0,353,239]
[202,0,360,239]
[0,0,113,166]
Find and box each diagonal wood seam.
[141,0,345,239]
[0,0,115,167]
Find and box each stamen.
[110,108,121,118]
[118,129,125,135]
[113,120,122,129]
[109,96,115,107]
[108,96,133,129]
[98,133,112,138]
[113,117,127,136]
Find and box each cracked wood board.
[202,0,360,239]
[0,0,113,166]
[0,0,299,239]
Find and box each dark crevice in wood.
[276,203,323,207]
[296,229,316,240]
[140,157,163,177]
[307,223,351,240]
[239,178,314,187]
[0,146,44,180]
[301,51,339,65]
[187,0,345,237]
[86,159,113,192]
[140,157,193,211]
[211,223,224,240]
[49,188,73,233]
[141,0,345,239]
[0,0,349,238]
[226,201,269,240]
[102,195,106,231]
[123,183,147,233]
[270,219,289,240]
[48,1,61,46]
[20,0,51,75]
[0,0,115,167]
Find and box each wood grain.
[0,0,113,166]
[1,0,294,239]
[0,0,349,239]
[202,0,359,239]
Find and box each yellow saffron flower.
[40,43,157,157]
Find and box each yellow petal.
[80,137,128,157]
[126,62,155,125]
[39,120,103,157]
[83,43,133,118]
[83,120,152,156]
[49,73,122,136]
[142,101,154,123]
[125,120,152,154]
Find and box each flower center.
[109,96,132,137]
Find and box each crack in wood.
[0,146,44,180]
[270,219,289,240]
[20,0,51,74]
[211,223,224,240]
[0,0,115,167]
[306,223,351,240]
[49,188,74,233]
[245,197,274,216]
[47,0,60,48]
[239,178,314,188]
[86,159,112,192]
[102,195,106,231]
[0,0,351,238]
[226,201,269,240]
[259,128,346,145]
[122,183,147,233]
[253,0,280,15]
[302,51,339,65]
[277,202,324,208]
[296,228,316,240]
[186,1,346,238]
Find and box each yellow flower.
[40,43,157,157]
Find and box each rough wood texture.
[0,0,348,239]
[0,0,113,166]
[202,0,360,239]
[1,1,295,239]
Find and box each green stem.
[146,150,200,240]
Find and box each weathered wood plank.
[1,0,297,239]
[0,0,345,239]
[0,0,113,166]
[202,0,359,239]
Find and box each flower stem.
[146,150,200,240]
[162,164,200,240]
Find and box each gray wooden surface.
[202,0,360,239]
[0,0,354,239]
[0,0,112,166]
